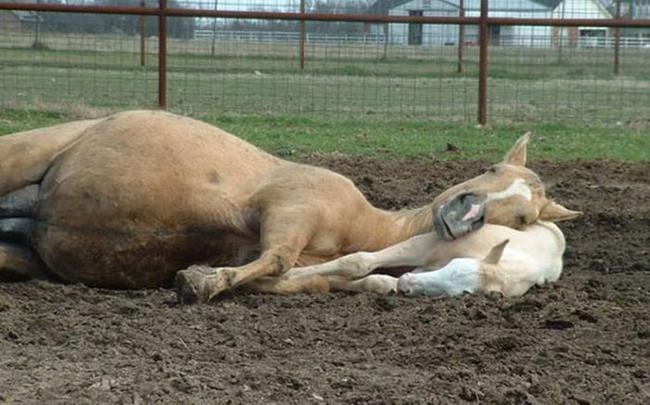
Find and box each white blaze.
[485,179,532,203]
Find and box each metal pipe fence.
[1,0,649,126]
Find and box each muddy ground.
[1,158,648,404]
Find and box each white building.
[552,0,613,47]
[623,0,650,45]
[370,0,556,47]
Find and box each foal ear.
[539,201,583,222]
[502,132,531,166]
[483,239,509,265]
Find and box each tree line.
[35,0,195,38]
[31,0,377,37]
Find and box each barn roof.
[552,0,614,18]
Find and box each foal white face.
[397,258,481,297]
[396,239,511,297]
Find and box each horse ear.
[483,239,509,265]
[503,132,530,166]
[539,201,582,222]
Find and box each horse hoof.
[174,266,212,304]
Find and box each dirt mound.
[1,158,649,404]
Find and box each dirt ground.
[1,158,648,404]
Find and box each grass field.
[1,32,650,127]
[1,32,648,161]
[1,108,647,161]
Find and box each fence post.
[211,0,218,56]
[457,0,464,73]
[158,0,167,108]
[300,0,306,70]
[477,0,488,125]
[614,0,621,75]
[140,0,146,67]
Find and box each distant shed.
[552,0,613,47]
[0,10,42,33]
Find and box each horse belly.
[32,224,253,289]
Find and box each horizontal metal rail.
[2,3,650,28]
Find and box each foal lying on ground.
[252,201,578,298]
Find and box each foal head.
[432,133,581,240]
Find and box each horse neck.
[349,204,434,252]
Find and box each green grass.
[3,61,649,127]
[0,109,68,134]
[1,36,650,127]
[2,41,648,80]
[1,108,647,162]
[1,33,649,142]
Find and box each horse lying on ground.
[253,219,569,298]
[0,111,579,303]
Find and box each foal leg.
[248,274,397,296]
[329,275,398,295]
[248,233,435,296]
[248,274,331,295]
[283,232,437,281]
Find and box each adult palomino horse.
[0,111,578,303]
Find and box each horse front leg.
[174,206,314,304]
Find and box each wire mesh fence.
[0,0,649,127]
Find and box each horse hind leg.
[0,184,39,217]
[0,218,34,246]
[0,118,98,196]
[0,242,52,282]
[0,184,39,245]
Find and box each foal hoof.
[174,265,212,305]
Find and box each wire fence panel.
[0,0,649,127]
[488,27,650,126]
[166,18,477,120]
[0,9,159,111]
